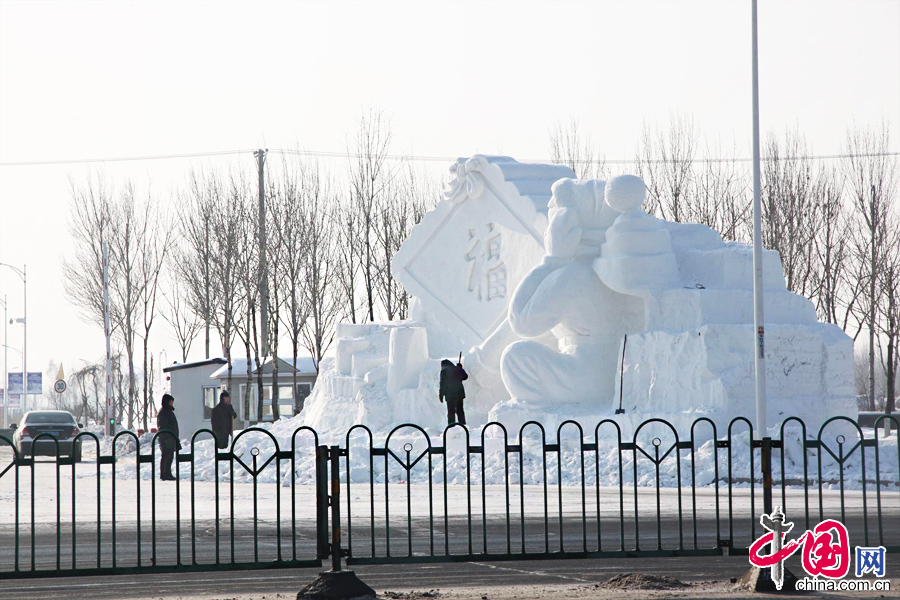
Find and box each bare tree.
[137,194,171,430]
[207,170,245,401]
[301,196,338,372]
[548,118,606,179]
[349,108,394,322]
[761,129,817,296]
[63,173,116,329]
[808,163,853,326]
[64,175,146,428]
[878,220,900,430]
[176,169,218,359]
[334,190,361,323]
[373,163,437,320]
[162,272,203,362]
[692,143,751,242]
[635,114,697,222]
[844,122,898,411]
[272,155,317,411]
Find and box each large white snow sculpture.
[488,178,645,428]
[300,155,856,436]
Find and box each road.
[0,555,893,600]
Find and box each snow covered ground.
[46,417,896,491]
[1,418,896,526]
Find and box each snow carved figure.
[300,155,855,437]
[489,177,648,427]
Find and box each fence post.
[315,445,330,560]
[330,444,342,572]
[297,444,376,599]
[762,436,773,514]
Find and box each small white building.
[163,356,318,439]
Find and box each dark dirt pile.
[596,573,690,590]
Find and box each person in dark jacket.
[439,359,468,426]
[156,393,180,481]
[210,389,237,449]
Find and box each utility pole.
[254,149,270,358]
[103,242,114,435]
[0,263,26,414]
[751,0,768,441]
[1,295,7,428]
[869,183,876,412]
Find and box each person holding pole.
[439,353,468,427]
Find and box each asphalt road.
[3,508,896,573]
[0,555,765,600]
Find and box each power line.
[1,148,898,168]
[0,149,252,167]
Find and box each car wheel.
[73,446,82,463]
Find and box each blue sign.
[26,372,42,394]
[7,373,23,395]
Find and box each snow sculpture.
[487,178,645,428]
[300,155,855,436]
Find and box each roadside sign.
[7,373,23,395]
[54,380,67,394]
[26,372,42,395]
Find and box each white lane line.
[469,561,593,583]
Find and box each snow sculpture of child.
[488,177,647,426]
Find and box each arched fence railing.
[0,414,897,578]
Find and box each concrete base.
[736,566,799,593]
[297,570,377,600]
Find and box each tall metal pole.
[0,263,27,415]
[2,295,7,428]
[254,149,269,357]
[103,242,113,435]
[869,184,876,412]
[22,265,26,413]
[751,0,767,439]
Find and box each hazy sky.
[0,0,898,396]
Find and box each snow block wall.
[301,156,856,437]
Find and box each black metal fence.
[0,415,897,579]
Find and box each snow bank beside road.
[87,415,897,492]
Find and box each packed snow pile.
[94,417,897,492]
[299,155,855,437]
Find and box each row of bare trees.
[64,111,438,426]
[550,116,899,414]
[61,112,896,427]
[62,176,169,430]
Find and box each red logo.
[750,518,851,579]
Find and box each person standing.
[439,358,468,426]
[210,389,238,449]
[156,393,180,481]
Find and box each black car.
[12,410,83,462]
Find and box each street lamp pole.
[0,295,7,428]
[0,263,26,414]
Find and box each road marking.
[469,561,594,583]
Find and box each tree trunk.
[142,336,149,432]
[292,339,300,414]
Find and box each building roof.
[209,356,318,379]
[163,357,228,373]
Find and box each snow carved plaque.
[392,156,576,351]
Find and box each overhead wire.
[1,148,898,168]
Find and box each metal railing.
[0,415,897,579]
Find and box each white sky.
[0,0,898,396]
